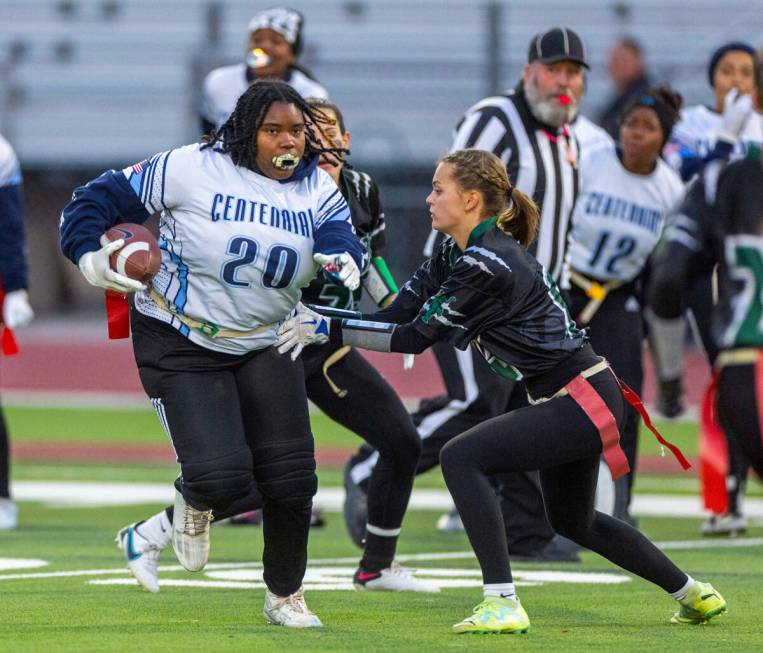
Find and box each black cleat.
[657,377,684,419]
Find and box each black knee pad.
[179,446,254,512]
[253,437,317,507]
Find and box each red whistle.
[559,95,571,106]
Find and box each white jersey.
[571,115,614,157]
[568,145,684,282]
[665,104,763,173]
[0,133,21,187]
[201,63,329,128]
[124,144,350,355]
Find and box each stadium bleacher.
[1,0,761,167]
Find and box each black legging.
[717,363,763,480]
[0,403,9,498]
[302,344,421,531]
[568,282,644,516]
[164,341,421,569]
[439,369,688,593]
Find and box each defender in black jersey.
[278,149,725,633]
[649,137,763,482]
[345,27,592,560]
[117,99,435,595]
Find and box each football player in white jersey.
[0,133,35,531]
[665,42,760,182]
[113,97,438,596]
[200,7,329,134]
[60,80,365,629]
[567,86,684,524]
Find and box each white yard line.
[2,539,760,586]
[10,481,763,518]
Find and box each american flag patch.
[131,160,147,174]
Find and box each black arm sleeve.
[328,317,437,354]
[646,179,716,319]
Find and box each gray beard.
[524,82,579,127]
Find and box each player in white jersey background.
[60,80,365,629]
[567,86,684,523]
[0,133,35,531]
[664,42,761,182]
[200,7,329,134]
[656,42,760,535]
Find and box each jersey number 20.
[222,236,299,289]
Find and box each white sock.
[136,510,172,548]
[669,575,695,602]
[483,582,516,600]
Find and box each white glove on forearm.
[276,302,330,361]
[313,252,361,291]
[78,239,146,293]
[719,88,754,143]
[2,289,34,329]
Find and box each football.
[101,223,161,283]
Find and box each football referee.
[345,27,589,561]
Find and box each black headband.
[624,94,675,145]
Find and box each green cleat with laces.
[452,595,530,634]
[671,581,727,624]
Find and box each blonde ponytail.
[496,186,539,247]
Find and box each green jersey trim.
[449,216,499,268]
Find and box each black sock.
[359,532,397,572]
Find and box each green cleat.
[671,581,727,624]
[452,596,530,634]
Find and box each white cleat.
[263,587,323,628]
[172,490,213,571]
[116,522,162,593]
[436,508,464,533]
[353,561,441,593]
[0,498,18,530]
[701,513,748,537]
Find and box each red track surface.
[2,336,709,474]
[10,440,692,474]
[0,338,446,398]
[0,336,711,404]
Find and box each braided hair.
[202,79,346,171]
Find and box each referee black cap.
[528,27,589,69]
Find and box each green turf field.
[1,405,761,652]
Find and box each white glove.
[276,302,330,361]
[78,239,146,293]
[719,88,754,143]
[2,289,34,329]
[313,252,360,291]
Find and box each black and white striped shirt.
[451,83,580,284]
